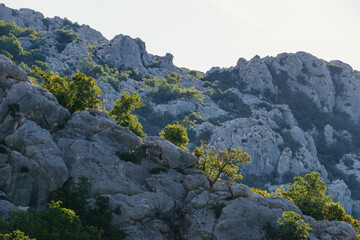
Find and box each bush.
[0,201,103,240]
[160,123,189,151]
[110,92,146,137]
[209,202,226,219]
[116,148,143,165]
[144,73,204,104]
[55,29,79,52]
[264,211,312,240]
[250,187,271,197]
[209,88,251,118]
[53,176,126,239]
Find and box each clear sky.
[2,0,360,72]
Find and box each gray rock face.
[95,34,152,74]
[310,220,357,240]
[142,136,198,169]
[4,120,68,208]
[235,55,277,95]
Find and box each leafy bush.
[264,211,312,240]
[135,103,176,136]
[110,92,146,137]
[201,69,234,90]
[55,29,79,52]
[116,148,143,165]
[210,202,226,219]
[279,132,302,153]
[33,67,101,113]
[63,18,80,30]
[0,201,103,240]
[250,187,271,197]
[143,73,204,104]
[53,176,126,239]
[160,123,189,151]
[209,88,251,118]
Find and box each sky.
[2,0,360,72]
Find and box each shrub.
[264,211,312,240]
[143,73,204,103]
[250,187,271,197]
[160,123,189,151]
[110,92,146,137]
[210,202,226,219]
[53,176,126,239]
[55,29,79,52]
[116,148,143,165]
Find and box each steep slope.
[1,3,360,217]
[0,54,358,240]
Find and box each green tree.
[33,67,101,113]
[275,172,360,235]
[279,172,332,220]
[195,141,251,186]
[69,72,101,113]
[159,123,189,151]
[0,230,35,240]
[110,92,145,137]
[264,211,312,240]
[0,201,102,240]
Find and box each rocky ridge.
[0,55,357,239]
[1,1,360,224]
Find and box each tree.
[33,67,101,113]
[159,123,189,151]
[69,72,101,113]
[275,172,360,234]
[110,92,146,137]
[264,211,312,240]
[194,141,251,186]
[279,172,331,220]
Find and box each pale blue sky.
[2,0,360,72]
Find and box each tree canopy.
[33,67,101,113]
[110,92,145,137]
[159,123,189,151]
[195,141,251,186]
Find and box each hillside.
[0,3,360,239]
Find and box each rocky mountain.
[0,3,360,239]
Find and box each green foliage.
[63,18,80,30]
[53,177,126,240]
[278,132,302,153]
[33,67,101,113]
[209,88,251,118]
[135,103,176,136]
[208,115,232,126]
[78,58,132,91]
[209,202,226,219]
[0,20,46,70]
[149,167,168,174]
[55,29,79,52]
[0,230,34,240]
[159,123,189,151]
[201,69,234,90]
[250,187,271,197]
[264,211,312,240]
[195,141,251,186]
[180,111,204,129]
[279,172,331,220]
[115,148,143,165]
[143,73,204,103]
[0,201,103,240]
[110,92,146,137]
